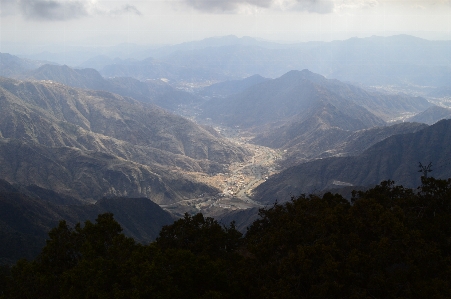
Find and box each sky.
[1,0,451,54]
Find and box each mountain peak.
[279,69,325,82]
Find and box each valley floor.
[161,131,282,218]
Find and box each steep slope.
[407,106,451,125]
[0,179,173,264]
[0,77,249,203]
[253,120,451,204]
[262,122,427,166]
[201,70,386,130]
[0,138,215,204]
[0,77,247,164]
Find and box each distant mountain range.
[254,119,451,204]
[202,70,430,128]
[28,64,204,111]
[0,53,48,78]
[200,70,433,165]
[11,35,451,89]
[153,35,451,87]
[202,70,385,129]
[198,74,270,98]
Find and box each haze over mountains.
[1,34,451,263]
[12,35,450,90]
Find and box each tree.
[156,213,243,259]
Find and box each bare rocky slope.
[0,77,249,203]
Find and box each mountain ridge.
[254,119,451,204]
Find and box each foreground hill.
[3,178,451,298]
[254,119,451,204]
[0,77,249,202]
[0,179,173,264]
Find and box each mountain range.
[0,77,249,203]
[28,64,204,111]
[1,34,451,268]
[254,119,451,204]
[12,35,451,90]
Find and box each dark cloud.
[181,0,335,13]
[20,0,88,20]
[0,0,142,20]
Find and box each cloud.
[182,0,273,12]
[179,0,450,13]
[180,0,335,13]
[290,0,335,13]
[19,0,88,20]
[334,0,378,11]
[0,0,142,20]
[108,4,142,16]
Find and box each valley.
[2,4,451,296]
[162,133,282,217]
[1,35,451,265]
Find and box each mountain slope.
[260,122,427,165]
[0,138,216,204]
[202,70,386,130]
[253,119,451,204]
[0,179,173,264]
[0,77,247,163]
[0,77,249,203]
[407,106,451,125]
[199,74,270,98]
[29,64,204,111]
[0,53,46,78]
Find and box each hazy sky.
[1,0,450,52]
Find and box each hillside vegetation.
[1,177,450,298]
